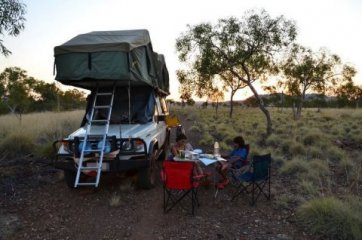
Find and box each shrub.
[280,139,294,154]
[297,197,362,240]
[279,158,309,176]
[109,193,122,207]
[265,134,280,147]
[299,180,319,197]
[188,125,202,133]
[303,131,324,146]
[289,142,306,156]
[306,145,323,159]
[326,145,346,163]
[271,155,285,168]
[274,193,304,210]
[198,132,214,147]
[34,142,55,159]
[0,134,35,158]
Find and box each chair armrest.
[160,170,166,182]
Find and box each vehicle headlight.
[121,139,144,152]
[122,140,133,151]
[97,140,111,153]
[62,141,70,152]
[133,139,144,151]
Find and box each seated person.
[170,133,193,157]
[169,133,204,176]
[216,136,249,188]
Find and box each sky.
[1,0,362,101]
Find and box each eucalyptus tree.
[0,0,26,56]
[282,45,355,119]
[208,88,224,115]
[0,67,34,119]
[335,66,361,108]
[176,9,297,135]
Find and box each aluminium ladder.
[74,86,115,187]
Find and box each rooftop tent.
[155,53,169,94]
[54,29,169,94]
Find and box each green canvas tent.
[54,29,169,94]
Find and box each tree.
[0,67,35,119]
[32,81,61,111]
[208,88,224,115]
[0,0,26,56]
[282,45,355,119]
[176,9,297,135]
[335,78,362,109]
[60,89,86,110]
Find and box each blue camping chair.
[231,153,271,206]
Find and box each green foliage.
[188,125,202,133]
[302,130,324,146]
[299,180,319,197]
[0,67,86,115]
[297,197,362,240]
[326,145,346,163]
[274,193,304,210]
[0,133,35,158]
[279,158,309,176]
[176,9,296,133]
[34,142,55,159]
[265,134,280,147]
[281,44,353,119]
[109,193,122,208]
[0,0,26,56]
[198,132,214,147]
[289,141,306,156]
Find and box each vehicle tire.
[64,170,76,188]
[138,149,159,189]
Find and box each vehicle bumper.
[54,156,149,172]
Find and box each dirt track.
[1,166,314,240]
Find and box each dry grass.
[0,110,83,158]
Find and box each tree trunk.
[292,102,297,120]
[247,83,272,136]
[216,100,219,115]
[229,92,234,118]
[295,90,306,120]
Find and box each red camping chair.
[161,161,202,215]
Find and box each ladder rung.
[94,105,112,109]
[83,149,102,152]
[96,92,112,96]
[80,166,100,170]
[83,134,108,138]
[77,182,97,186]
[90,119,109,123]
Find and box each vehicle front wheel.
[64,170,76,188]
[138,149,159,189]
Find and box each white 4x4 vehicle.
[52,30,170,188]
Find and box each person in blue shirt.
[216,136,249,188]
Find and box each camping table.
[173,154,227,198]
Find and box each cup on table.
[179,150,185,159]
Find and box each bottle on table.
[214,141,220,157]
